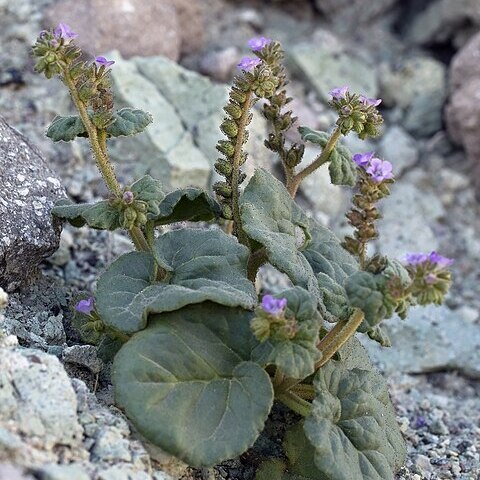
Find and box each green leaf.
[152,187,221,226]
[252,287,322,379]
[345,271,397,333]
[129,175,165,218]
[95,229,257,334]
[298,127,357,186]
[112,304,273,467]
[240,169,318,295]
[303,220,358,322]
[329,149,357,187]
[46,115,87,142]
[52,198,121,230]
[304,360,406,480]
[106,108,153,138]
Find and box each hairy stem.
[290,383,315,401]
[62,70,121,196]
[288,127,342,197]
[129,226,150,252]
[315,309,365,369]
[231,90,253,245]
[277,391,312,417]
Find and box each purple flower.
[122,191,134,204]
[359,95,382,107]
[353,151,375,168]
[95,56,115,68]
[248,36,272,51]
[238,56,261,72]
[405,253,428,266]
[366,158,394,183]
[329,86,349,100]
[75,296,94,315]
[261,295,287,315]
[54,23,78,43]
[428,251,454,269]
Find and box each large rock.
[445,32,480,164]
[0,116,65,292]
[375,181,444,258]
[107,52,270,189]
[379,56,447,137]
[0,348,83,464]
[362,305,480,379]
[43,0,204,61]
[406,0,480,47]
[290,44,378,102]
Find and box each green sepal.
[46,115,87,142]
[152,187,222,226]
[106,108,153,138]
[251,287,322,379]
[303,356,406,480]
[112,304,274,467]
[95,229,257,334]
[52,198,121,230]
[298,127,357,186]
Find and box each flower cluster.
[353,152,394,183]
[329,85,383,139]
[32,24,115,120]
[111,189,149,229]
[251,295,297,342]
[405,251,453,305]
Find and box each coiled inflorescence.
[214,38,280,237]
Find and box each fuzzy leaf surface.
[46,115,87,142]
[152,187,221,226]
[95,229,256,334]
[298,127,357,186]
[304,360,406,480]
[345,271,396,333]
[129,175,165,218]
[113,305,273,467]
[240,169,318,294]
[303,221,358,321]
[52,198,121,230]
[106,108,153,137]
[252,287,322,379]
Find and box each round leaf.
[46,115,87,142]
[113,305,274,467]
[106,108,153,137]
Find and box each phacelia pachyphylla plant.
[33,27,453,479]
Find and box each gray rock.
[199,47,239,82]
[299,146,348,218]
[0,348,83,465]
[406,0,480,47]
[378,125,419,175]
[0,116,65,292]
[379,57,447,137]
[107,52,270,190]
[375,182,444,258]
[92,427,132,463]
[289,43,378,102]
[361,305,480,379]
[0,464,34,480]
[62,345,103,374]
[314,0,398,30]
